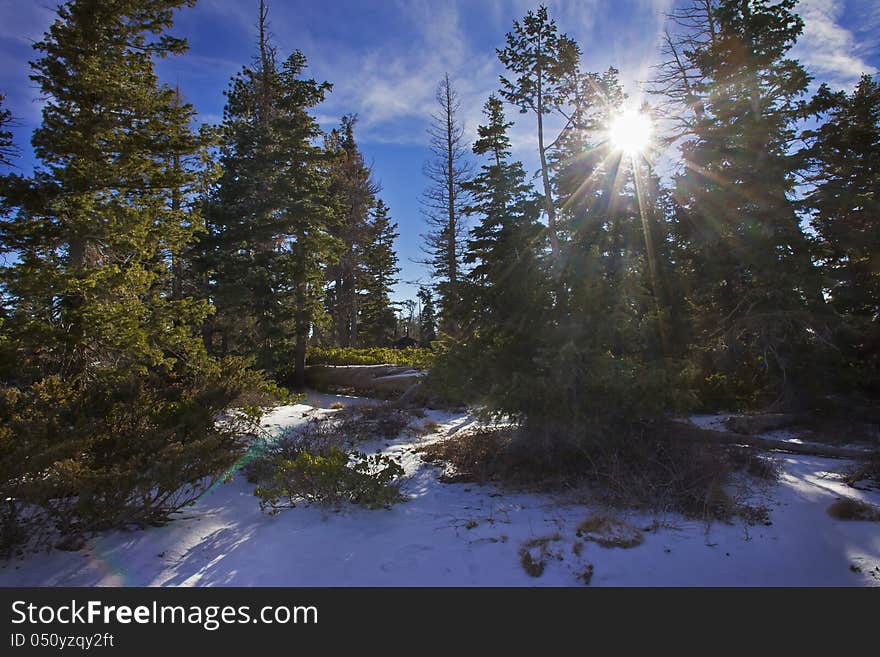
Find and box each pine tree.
[649,0,718,139]
[804,76,880,320]
[324,115,380,347]
[417,286,437,345]
[553,69,673,358]
[803,74,880,394]
[668,0,825,407]
[200,1,283,361]
[358,199,400,346]
[462,95,543,326]
[421,74,471,336]
[497,5,581,263]
[396,299,417,340]
[429,95,550,418]
[0,0,268,546]
[202,2,334,386]
[0,94,16,167]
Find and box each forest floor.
[1,391,878,586]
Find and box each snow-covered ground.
[1,393,878,586]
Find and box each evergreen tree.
[358,199,399,346]
[324,115,380,347]
[804,76,880,320]
[497,5,581,263]
[396,299,417,340]
[202,2,334,386]
[417,286,437,345]
[0,0,268,546]
[0,94,17,167]
[462,95,543,326]
[668,0,825,407]
[554,69,673,359]
[200,1,282,361]
[421,74,470,336]
[803,75,880,394]
[429,95,550,419]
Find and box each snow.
[689,414,732,432]
[375,371,425,380]
[1,395,878,587]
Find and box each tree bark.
[536,72,560,261]
[666,420,870,460]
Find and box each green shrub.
[428,333,695,452]
[0,358,278,554]
[827,497,880,521]
[306,346,435,370]
[254,448,405,512]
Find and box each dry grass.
[328,401,345,410]
[843,453,880,490]
[418,425,778,523]
[519,550,544,577]
[725,447,782,481]
[575,515,644,549]
[416,421,441,436]
[577,564,594,585]
[342,404,412,441]
[418,427,586,487]
[827,498,880,521]
[518,534,562,578]
[736,504,772,525]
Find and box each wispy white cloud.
[197,0,259,37]
[794,0,878,88]
[299,0,673,153]
[306,0,493,144]
[0,2,57,128]
[0,0,56,45]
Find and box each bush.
[245,404,409,512]
[419,424,777,522]
[306,346,435,370]
[827,497,880,521]
[243,404,411,482]
[575,515,644,549]
[0,357,277,555]
[254,448,404,511]
[517,534,562,578]
[844,453,880,489]
[428,333,694,452]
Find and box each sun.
[608,109,653,156]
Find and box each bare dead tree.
[420,73,471,336]
[647,0,719,142]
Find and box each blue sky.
[1,0,878,301]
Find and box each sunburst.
[608,108,653,156]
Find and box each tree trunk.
[667,420,870,460]
[170,150,183,301]
[536,93,559,261]
[443,74,459,336]
[294,330,307,390]
[293,239,309,389]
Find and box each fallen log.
[305,364,424,397]
[391,380,424,407]
[724,413,797,435]
[667,420,871,460]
